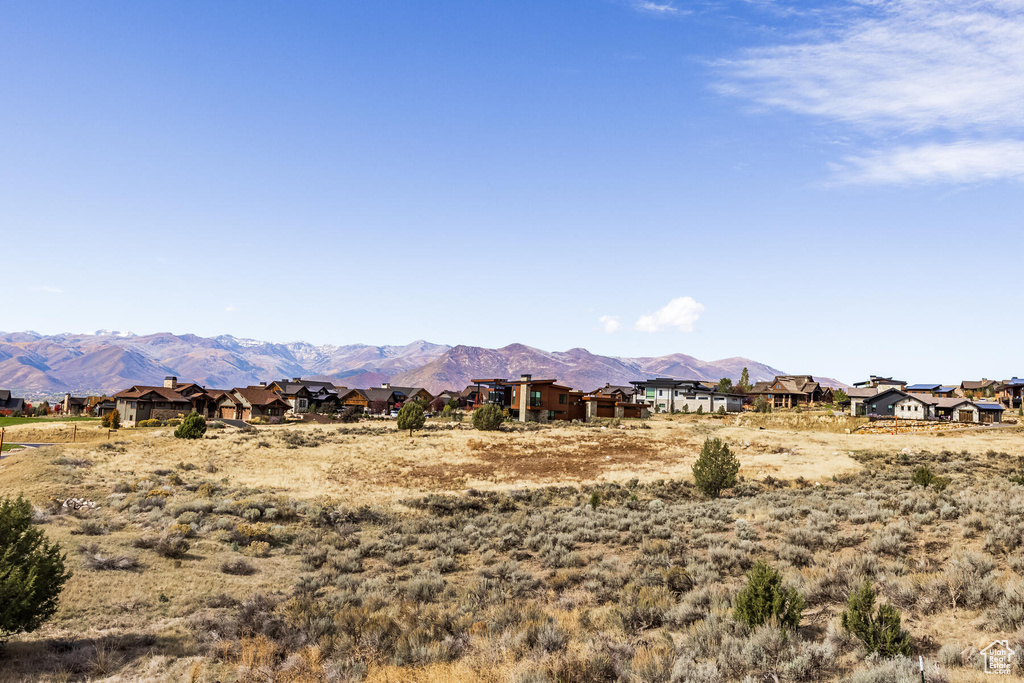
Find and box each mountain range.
[0,331,841,398]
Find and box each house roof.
[233,387,291,407]
[975,402,1005,411]
[1002,377,1024,387]
[907,384,941,391]
[847,388,879,398]
[363,388,398,402]
[961,380,996,390]
[113,385,193,403]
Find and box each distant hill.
[0,331,451,398]
[391,343,793,394]
[0,331,842,398]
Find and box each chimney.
[519,375,531,422]
[164,376,177,389]
[381,382,391,389]
[292,377,301,383]
[259,382,267,388]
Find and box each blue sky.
[3,0,1023,383]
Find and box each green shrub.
[101,409,121,429]
[754,397,771,413]
[174,411,207,440]
[733,560,805,632]
[912,466,934,487]
[473,404,505,431]
[692,437,740,498]
[841,579,911,657]
[138,419,162,428]
[396,403,425,436]
[0,496,71,638]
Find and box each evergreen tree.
[174,411,207,440]
[473,403,505,431]
[0,496,71,639]
[717,378,733,394]
[734,560,805,632]
[841,579,911,657]
[396,402,425,436]
[691,437,740,498]
[740,367,751,392]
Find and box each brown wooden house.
[748,375,834,408]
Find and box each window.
[659,390,664,397]
[646,387,656,400]
[559,394,567,404]
[530,390,542,408]
[548,410,555,420]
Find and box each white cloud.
[632,1,686,15]
[224,306,237,313]
[599,315,622,334]
[718,0,1024,183]
[31,286,63,294]
[635,297,705,333]
[832,140,1024,184]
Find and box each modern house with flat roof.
[630,378,743,413]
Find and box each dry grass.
[3,414,1024,681]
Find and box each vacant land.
[1,413,1024,682]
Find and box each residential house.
[114,377,226,427]
[748,375,834,408]
[466,379,514,410]
[362,388,402,414]
[847,388,879,416]
[996,378,1024,409]
[580,393,647,420]
[216,388,291,421]
[264,378,345,413]
[338,388,370,410]
[906,384,957,398]
[861,388,908,417]
[376,383,432,405]
[0,389,26,416]
[958,379,997,399]
[975,402,1007,424]
[588,384,637,403]
[509,375,582,422]
[880,391,1002,423]
[60,394,90,416]
[853,376,907,392]
[631,378,743,413]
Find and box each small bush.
[174,411,207,440]
[473,404,505,431]
[155,535,190,559]
[137,418,162,428]
[101,409,121,429]
[221,559,257,575]
[692,437,740,498]
[734,560,805,632]
[841,579,911,657]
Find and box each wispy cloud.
[719,0,1024,184]
[832,140,1024,185]
[599,315,622,334]
[224,305,237,313]
[632,1,687,16]
[31,286,63,294]
[635,297,705,333]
